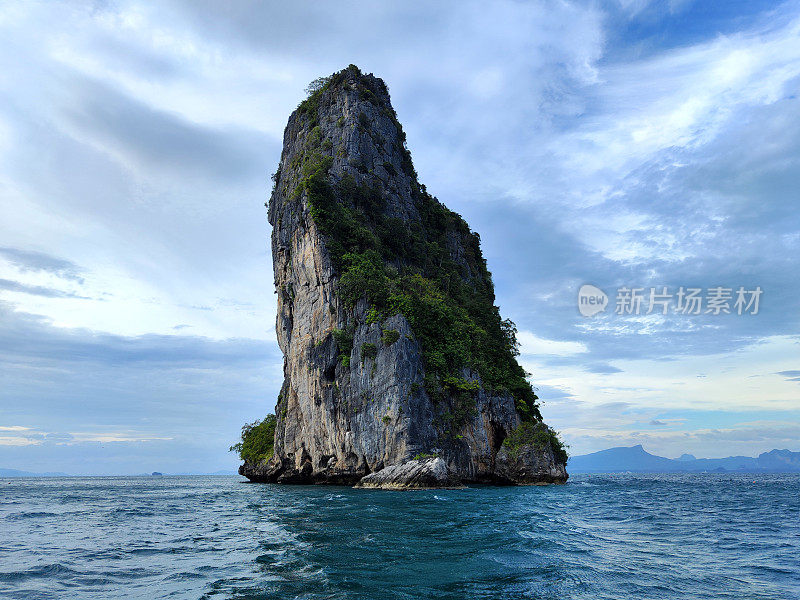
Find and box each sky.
[1,0,799,474]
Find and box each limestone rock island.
[238,65,568,488]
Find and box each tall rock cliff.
[240,65,567,488]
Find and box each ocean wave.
[0,474,797,600]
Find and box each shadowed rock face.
[240,65,567,489]
[495,445,569,485]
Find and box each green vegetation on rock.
[502,421,568,464]
[361,342,377,362]
[229,415,277,464]
[412,452,437,461]
[332,326,354,366]
[296,65,542,424]
[382,329,400,345]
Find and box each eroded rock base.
[355,457,465,490]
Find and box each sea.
[1,473,798,600]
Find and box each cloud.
[585,363,623,374]
[43,432,73,443]
[0,278,88,299]
[0,425,174,447]
[61,74,273,184]
[0,302,282,472]
[518,330,587,356]
[0,436,39,447]
[0,303,272,366]
[0,0,798,470]
[446,10,800,375]
[565,422,800,449]
[0,247,84,282]
[777,370,800,382]
[564,420,800,457]
[533,384,575,405]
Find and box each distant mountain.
[569,445,675,473]
[756,448,800,470]
[569,446,800,473]
[0,468,69,477]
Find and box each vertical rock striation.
[240,65,567,488]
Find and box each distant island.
[569,445,800,473]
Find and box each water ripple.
[0,474,798,599]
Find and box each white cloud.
[533,335,800,422]
[562,420,800,458]
[518,330,588,356]
[0,437,38,446]
[68,432,174,443]
[512,13,800,265]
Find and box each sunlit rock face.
[240,66,567,488]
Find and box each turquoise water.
[1,474,798,599]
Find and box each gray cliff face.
[240,66,567,487]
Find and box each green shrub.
[442,375,480,393]
[339,251,388,307]
[382,415,391,425]
[229,415,276,464]
[549,431,569,465]
[361,342,377,362]
[332,326,354,365]
[382,329,400,345]
[412,452,437,460]
[366,306,383,325]
[502,422,568,464]
[305,76,331,96]
[308,126,322,148]
[270,167,281,193]
[359,85,379,104]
